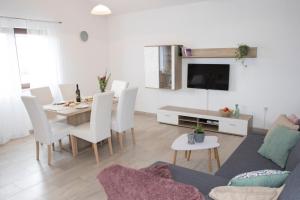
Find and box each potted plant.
[97,72,111,93]
[193,124,205,143]
[235,44,250,67]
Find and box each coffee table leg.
[187,150,191,161]
[208,149,212,172]
[214,148,221,169]
[173,150,178,165]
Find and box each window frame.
[13,28,31,89]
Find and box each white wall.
[0,0,108,96]
[107,0,300,128]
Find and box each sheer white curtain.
[0,18,62,144]
[26,21,62,100]
[0,20,30,144]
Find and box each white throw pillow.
[209,185,284,200]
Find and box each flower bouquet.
[97,72,111,93]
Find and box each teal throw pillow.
[258,126,300,168]
[228,169,290,187]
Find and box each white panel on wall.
[144,47,159,88]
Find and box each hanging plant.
[235,44,250,67]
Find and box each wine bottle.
[76,84,81,103]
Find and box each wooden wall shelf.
[183,47,257,58]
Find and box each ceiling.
[88,0,204,15]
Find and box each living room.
[0,0,299,199]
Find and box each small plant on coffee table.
[194,124,205,143]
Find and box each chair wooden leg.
[70,135,77,157]
[108,137,113,155]
[92,143,100,164]
[36,141,39,161]
[118,132,124,150]
[68,135,72,149]
[131,128,136,145]
[47,145,52,165]
[52,143,55,151]
[59,139,63,152]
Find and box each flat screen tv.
[187,64,230,91]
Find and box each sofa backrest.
[278,163,300,200]
[285,139,300,171]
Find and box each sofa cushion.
[265,115,299,142]
[278,163,300,200]
[209,186,284,200]
[285,138,300,171]
[154,161,228,195]
[258,126,300,168]
[216,133,282,180]
[228,169,290,187]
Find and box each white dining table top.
[44,98,118,117]
[44,103,92,117]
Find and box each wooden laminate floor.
[0,113,244,200]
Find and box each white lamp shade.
[91,4,112,15]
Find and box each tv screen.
[187,64,230,90]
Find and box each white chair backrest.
[116,87,138,131]
[21,96,52,144]
[59,84,76,101]
[30,87,53,105]
[111,80,129,98]
[90,92,114,142]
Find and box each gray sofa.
[156,132,300,200]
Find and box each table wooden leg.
[187,150,192,161]
[173,150,178,165]
[184,150,187,158]
[214,148,221,169]
[208,149,212,172]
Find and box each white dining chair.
[21,96,73,165]
[30,86,54,105]
[70,92,114,164]
[30,86,66,124]
[111,80,129,99]
[59,84,76,101]
[111,87,138,150]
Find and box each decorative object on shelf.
[194,125,205,143]
[233,104,240,118]
[187,133,195,144]
[80,31,89,42]
[97,72,111,93]
[219,107,233,117]
[182,47,192,57]
[235,44,250,67]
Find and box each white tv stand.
[157,106,253,136]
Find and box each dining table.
[43,97,117,151]
[44,97,117,126]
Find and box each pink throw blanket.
[97,164,204,200]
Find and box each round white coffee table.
[171,134,221,172]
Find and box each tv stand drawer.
[219,119,248,136]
